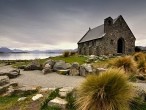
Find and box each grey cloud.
[0,0,146,50]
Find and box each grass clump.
[109,56,136,73]
[63,51,70,57]
[137,60,146,73]
[133,52,146,62]
[66,91,76,110]
[76,68,134,110]
[41,88,61,110]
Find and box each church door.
[117,38,125,54]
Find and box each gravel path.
[0,65,85,88]
[11,70,85,88]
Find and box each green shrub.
[109,56,136,73]
[66,91,76,110]
[63,51,70,57]
[76,68,134,110]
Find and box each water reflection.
[0,53,61,60]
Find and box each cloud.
[0,0,146,50]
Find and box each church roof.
[78,16,120,43]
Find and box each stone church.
[78,15,136,55]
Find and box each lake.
[0,53,61,60]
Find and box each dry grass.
[133,52,146,62]
[76,68,135,110]
[109,56,137,73]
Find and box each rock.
[57,69,69,75]
[48,88,56,91]
[39,88,49,93]
[59,87,73,97]
[84,64,93,73]
[42,64,52,74]
[24,60,42,71]
[96,68,107,73]
[65,63,71,69]
[48,97,67,109]
[88,55,97,62]
[7,69,20,78]
[0,76,9,86]
[53,60,68,71]
[69,62,80,76]
[4,86,15,96]
[71,62,79,69]
[18,97,27,101]
[69,68,79,76]
[32,94,43,101]
[10,82,18,87]
[0,84,10,95]
[79,65,88,76]
[43,59,55,68]
[0,69,20,79]
[12,86,37,96]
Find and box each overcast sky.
[0,0,146,50]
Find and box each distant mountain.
[0,47,12,53]
[12,49,27,53]
[0,47,77,53]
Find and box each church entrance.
[117,38,125,54]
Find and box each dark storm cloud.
[0,0,146,49]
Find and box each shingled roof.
[78,16,120,43]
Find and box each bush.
[109,56,136,73]
[76,68,134,110]
[70,51,76,56]
[63,51,70,57]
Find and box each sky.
[0,0,146,50]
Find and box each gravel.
[10,69,85,88]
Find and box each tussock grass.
[63,51,70,57]
[133,52,146,62]
[76,68,134,110]
[137,60,146,73]
[109,56,136,73]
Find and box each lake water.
[0,53,61,60]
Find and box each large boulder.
[69,62,80,76]
[7,69,20,78]
[42,63,52,74]
[70,68,79,76]
[24,60,42,71]
[53,60,70,71]
[71,62,79,69]
[79,64,93,76]
[43,59,55,68]
[0,76,9,86]
[0,69,20,79]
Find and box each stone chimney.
[104,17,113,33]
